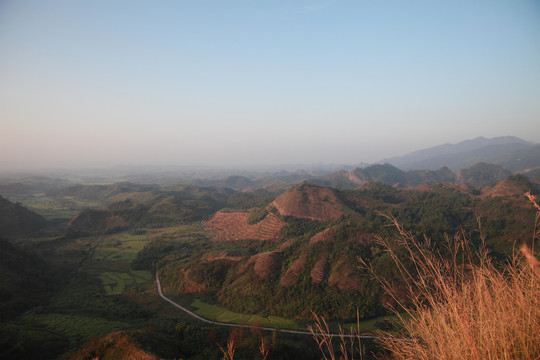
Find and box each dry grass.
[359,193,540,360]
[217,339,236,360]
[308,311,365,360]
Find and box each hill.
[308,161,534,191]
[157,177,540,320]
[481,174,540,198]
[69,331,162,360]
[46,182,160,202]
[66,185,235,233]
[307,164,455,189]
[456,163,512,188]
[271,183,352,221]
[203,210,286,241]
[0,239,53,321]
[0,195,46,236]
[496,144,540,174]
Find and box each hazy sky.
[1,1,539,169]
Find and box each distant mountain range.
[183,136,540,190]
[1,136,538,196]
[380,136,539,173]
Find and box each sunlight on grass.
[191,299,299,329]
[98,270,152,295]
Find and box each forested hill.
[0,196,46,236]
[157,176,540,320]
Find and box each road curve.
[155,272,411,341]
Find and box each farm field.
[191,299,300,329]
[13,193,103,221]
[99,270,152,295]
[93,233,148,263]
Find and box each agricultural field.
[191,299,299,329]
[99,270,152,295]
[93,232,148,263]
[13,193,103,221]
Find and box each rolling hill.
[0,195,46,236]
[157,176,540,320]
[271,183,353,221]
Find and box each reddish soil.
[310,256,328,284]
[310,225,370,245]
[69,331,159,360]
[328,259,361,291]
[310,227,335,243]
[238,251,281,280]
[278,237,297,250]
[202,251,242,263]
[180,269,205,293]
[272,184,349,221]
[481,179,528,198]
[347,170,367,185]
[203,211,286,241]
[279,255,306,287]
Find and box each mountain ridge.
[381,136,537,171]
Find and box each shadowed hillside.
[0,195,46,236]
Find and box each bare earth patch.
[310,225,370,245]
[202,251,242,263]
[238,251,281,280]
[180,269,205,293]
[310,256,328,284]
[272,183,349,221]
[328,259,362,291]
[481,179,529,198]
[279,255,306,287]
[203,211,286,241]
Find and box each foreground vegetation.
[377,195,540,360]
[309,194,540,360]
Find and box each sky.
[1,0,539,170]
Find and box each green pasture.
[341,314,404,333]
[93,233,148,262]
[99,270,152,295]
[17,194,102,220]
[191,299,299,329]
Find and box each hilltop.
[271,183,353,221]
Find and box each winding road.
[155,272,410,341]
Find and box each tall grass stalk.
[217,339,236,360]
[308,311,365,360]
[361,194,540,360]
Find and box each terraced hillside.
[203,211,286,241]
